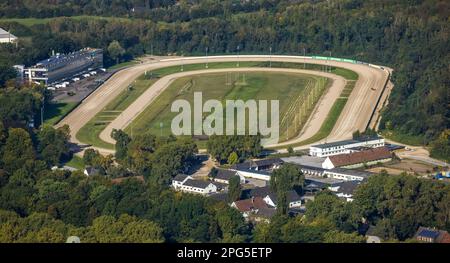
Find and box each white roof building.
[171,174,217,195]
[309,136,385,157]
[0,27,18,43]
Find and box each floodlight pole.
[303,47,306,69]
[237,45,240,67]
[181,52,184,71]
[205,47,208,68]
[269,46,272,67]
[328,51,332,72]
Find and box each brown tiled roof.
[438,232,450,243]
[233,197,268,212]
[329,147,392,167]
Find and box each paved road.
[57,55,389,152]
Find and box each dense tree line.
[0,0,448,242]
[0,210,165,243]
[0,122,248,242]
[207,134,262,164]
[0,0,448,156]
[353,172,450,240]
[0,0,266,22]
[253,172,450,243]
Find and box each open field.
[100,67,342,147]
[77,61,333,148]
[282,98,348,148]
[64,155,85,170]
[57,55,390,154]
[367,159,438,176]
[126,71,326,142]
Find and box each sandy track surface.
[98,67,346,145]
[57,55,389,152]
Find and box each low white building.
[172,174,192,189]
[263,191,302,208]
[0,27,18,44]
[84,166,101,176]
[324,168,373,181]
[310,136,385,157]
[236,169,272,181]
[172,174,217,195]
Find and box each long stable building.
[21,48,103,85]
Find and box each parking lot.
[51,69,116,103]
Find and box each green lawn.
[44,102,78,126]
[76,61,358,149]
[126,71,326,142]
[340,81,356,98]
[64,155,85,170]
[272,98,349,149]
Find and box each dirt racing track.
[56,55,391,152]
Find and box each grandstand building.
[21,48,103,85]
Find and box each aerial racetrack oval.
[56,55,391,153]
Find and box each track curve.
[56,55,390,152]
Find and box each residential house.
[414,227,450,243]
[0,27,18,44]
[84,166,101,177]
[178,179,217,195]
[263,190,302,208]
[172,174,218,195]
[172,174,192,190]
[231,197,276,222]
[328,180,362,202]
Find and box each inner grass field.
[76,61,356,149]
[125,71,327,143]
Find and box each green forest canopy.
[0,0,448,160]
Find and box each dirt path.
[57,55,389,152]
[385,139,448,167]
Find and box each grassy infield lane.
[75,61,358,150]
